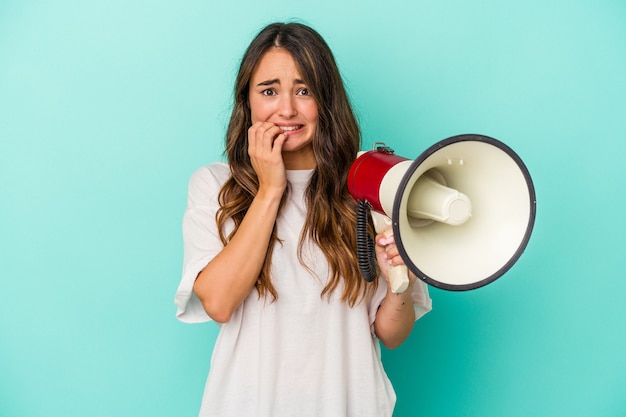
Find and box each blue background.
[1,0,625,416]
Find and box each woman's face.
[249,48,319,169]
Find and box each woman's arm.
[193,122,288,323]
[373,233,418,349]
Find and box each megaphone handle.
[370,211,410,294]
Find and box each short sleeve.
[410,279,432,321]
[174,163,231,324]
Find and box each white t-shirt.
[174,163,432,417]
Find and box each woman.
[175,21,432,417]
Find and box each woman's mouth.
[279,124,304,134]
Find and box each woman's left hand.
[374,232,417,289]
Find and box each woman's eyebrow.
[256,78,306,87]
[257,79,279,86]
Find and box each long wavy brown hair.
[217,22,378,306]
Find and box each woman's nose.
[277,95,297,118]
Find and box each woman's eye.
[297,88,310,96]
[262,89,276,96]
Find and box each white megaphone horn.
[348,134,536,293]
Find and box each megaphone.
[348,134,536,292]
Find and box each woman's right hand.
[248,121,288,197]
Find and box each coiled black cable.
[356,200,377,282]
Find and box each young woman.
[175,21,432,417]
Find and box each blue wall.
[1,1,624,416]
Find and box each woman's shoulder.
[186,162,231,200]
[189,162,230,185]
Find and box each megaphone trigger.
[370,211,411,294]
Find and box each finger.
[376,234,395,247]
[247,122,264,155]
[387,254,404,267]
[248,123,280,159]
[271,131,287,153]
[377,238,402,266]
[253,123,284,152]
[385,245,400,259]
